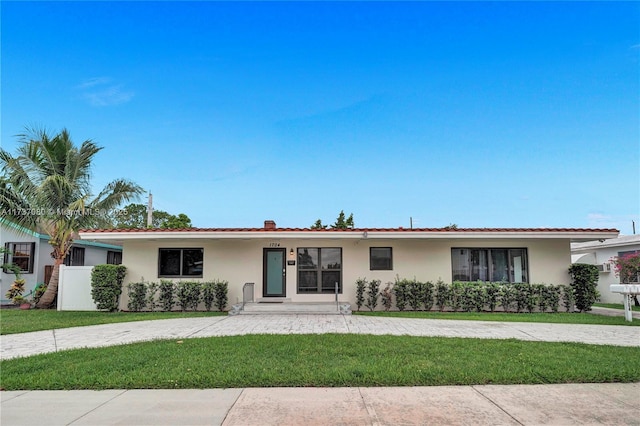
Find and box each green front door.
[263,248,286,297]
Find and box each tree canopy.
[311,211,355,229]
[114,203,192,229]
[0,127,143,307]
[310,219,327,230]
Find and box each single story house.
[571,235,640,304]
[79,220,618,310]
[1,220,123,302]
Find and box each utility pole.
[147,193,153,228]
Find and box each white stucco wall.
[36,241,53,284]
[119,237,572,310]
[572,237,640,304]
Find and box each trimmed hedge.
[123,279,229,312]
[127,281,147,312]
[159,279,175,312]
[355,278,367,312]
[176,281,201,311]
[568,264,600,312]
[91,265,127,311]
[213,280,228,312]
[361,278,572,313]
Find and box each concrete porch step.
[255,297,291,303]
[230,302,351,315]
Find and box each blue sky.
[1,1,639,233]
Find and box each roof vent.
[264,220,276,230]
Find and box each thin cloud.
[587,213,610,222]
[587,212,638,233]
[76,77,112,89]
[276,94,389,127]
[209,163,263,182]
[83,85,134,107]
[76,77,134,107]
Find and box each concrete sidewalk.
[2,383,639,425]
[2,314,639,360]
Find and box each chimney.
[264,220,276,230]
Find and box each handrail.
[242,282,255,310]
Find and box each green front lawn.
[0,310,225,335]
[1,334,638,390]
[354,311,639,325]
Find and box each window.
[107,250,123,265]
[451,248,528,283]
[64,247,85,266]
[297,247,342,293]
[3,242,35,274]
[370,247,393,270]
[159,248,203,278]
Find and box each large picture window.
[451,248,528,283]
[297,247,342,293]
[370,247,393,270]
[159,248,203,278]
[3,242,35,274]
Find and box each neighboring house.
[571,235,640,304]
[79,220,618,310]
[1,220,123,302]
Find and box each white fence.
[57,265,98,311]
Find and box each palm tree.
[0,127,144,308]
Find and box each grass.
[354,311,639,326]
[1,334,638,390]
[0,310,225,335]
[593,302,640,312]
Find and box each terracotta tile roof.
[80,227,620,233]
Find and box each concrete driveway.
[2,314,639,425]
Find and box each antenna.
[147,193,153,227]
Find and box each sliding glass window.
[452,248,528,283]
[159,248,203,278]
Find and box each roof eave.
[78,229,620,243]
[571,238,640,252]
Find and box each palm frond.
[0,177,39,232]
[3,126,143,234]
[91,179,145,211]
